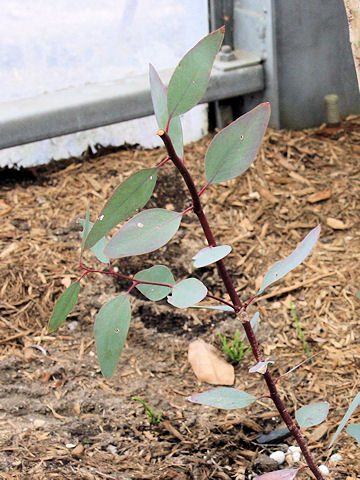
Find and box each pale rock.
[188,339,234,385]
[269,450,286,465]
[318,464,329,475]
[329,453,342,463]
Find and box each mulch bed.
[0,115,359,479]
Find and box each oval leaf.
[346,423,360,445]
[259,225,321,294]
[188,387,257,410]
[295,401,329,428]
[49,282,80,332]
[85,168,158,249]
[80,218,109,264]
[94,294,131,379]
[104,208,182,259]
[134,265,174,301]
[81,206,91,253]
[149,63,183,158]
[255,468,302,480]
[193,245,232,268]
[205,103,271,185]
[167,27,224,118]
[190,304,235,312]
[329,391,360,447]
[167,278,207,308]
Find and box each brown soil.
[1,117,359,480]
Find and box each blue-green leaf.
[167,27,225,118]
[190,304,235,312]
[167,278,207,308]
[94,294,131,379]
[295,401,329,428]
[80,218,109,264]
[356,291,360,299]
[329,392,360,447]
[134,265,174,301]
[188,387,257,410]
[149,63,183,158]
[259,225,321,294]
[346,424,360,445]
[49,282,81,332]
[85,168,157,249]
[205,103,270,185]
[193,245,232,268]
[104,208,182,259]
[81,206,91,253]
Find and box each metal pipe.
[0,64,264,150]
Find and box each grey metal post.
[234,0,360,129]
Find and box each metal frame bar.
[0,65,264,150]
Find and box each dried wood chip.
[258,187,278,204]
[307,190,332,203]
[326,217,348,229]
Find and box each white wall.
[0,0,209,168]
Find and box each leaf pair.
[151,28,271,189]
[150,27,225,158]
[134,266,208,309]
[150,26,225,146]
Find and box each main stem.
[158,129,325,480]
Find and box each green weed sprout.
[132,397,162,426]
[218,330,250,365]
[289,301,313,362]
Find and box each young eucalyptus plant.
[49,27,359,480]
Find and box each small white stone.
[291,451,301,463]
[318,465,329,475]
[68,321,78,331]
[329,453,342,462]
[99,215,104,220]
[89,351,95,357]
[249,191,260,199]
[137,222,144,228]
[107,444,117,454]
[66,443,76,449]
[270,451,285,465]
[288,446,301,453]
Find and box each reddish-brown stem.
[198,183,210,197]
[205,293,236,310]
[156,156,171,168]
[127,282,138,294]
[158,129,242,311]
[157,129,325,480]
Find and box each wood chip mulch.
[0,116,359,479]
